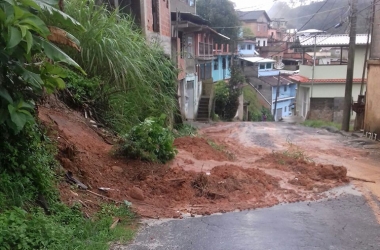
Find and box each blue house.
[271,77,297,120]
[256,75,297,120]
[212,43,231,82]
[237,40,259,57]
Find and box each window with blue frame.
[259,64,265,69]
[284,85,287,92]
[266,63,272,69]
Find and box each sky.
[230,0,275,11]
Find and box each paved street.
[114,122,380,250]
[124,188,380,250]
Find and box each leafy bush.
[118,115,177,163]
[0,0,84,134]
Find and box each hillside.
[268,0,372,34]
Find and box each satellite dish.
[274,61,285,69]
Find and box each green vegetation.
[173,124,198,138]
[118,115,177,163]
[0,0,84,134]
[302,120,341,130]
[242,86,274,121]
[196,0,241,42]
[214,65,245,121]
[0,122,135,249]
[1,1,139,249]
[46,0,178,134]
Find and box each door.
[187,81,194,120]
[276,108,282,121]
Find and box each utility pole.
[273,72,281,121]
[342,0,358,132]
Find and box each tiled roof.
[298,34,370,47]
[289,75,367,84]
[237,10,271,22]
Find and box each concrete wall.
[299,46,368,79]
[311,83,365,100]
[364,61,380,135]
[309,97,344,123]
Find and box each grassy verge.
[302,120,341,130]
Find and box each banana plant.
[0,0,84,134]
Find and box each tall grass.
[44,0,178,133]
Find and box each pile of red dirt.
[174,137,229,161]
[38,100,349,219]
[257,152,349,191]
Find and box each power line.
[297,0,330,30]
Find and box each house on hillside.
[237,40,259,57]
[171,11,230,122]
[289,34,369,122]
[237,10,271,47]
[102,0,172,55]
[239,56,297,120]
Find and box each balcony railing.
[213,43,229,55]
[198,42,213,57]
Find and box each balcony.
[198,42,214,60]
[214,43,230,55]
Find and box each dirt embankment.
[38,102,349,219]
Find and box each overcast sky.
[230,0,275,11]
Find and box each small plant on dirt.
[207,139,236,161]
[118,115,177,163]
[276,137,313,163]
[173,124,198,138]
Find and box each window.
[241,44,246,50]
[222,58,226,69]
[257,40,261,46]
[285,106,287,112]
[247,44,252,50]
[258,84,262,89]
[271,32,274,37]
[214,59,219,70]
[266,62,272,69]
[284,85,287,92]
[152,0,159,32]
[263,40,266,46]
[259,64,265,69]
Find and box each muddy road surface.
[118,122,380,250]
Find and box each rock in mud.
[111,166,123,173]
[129,186,145,201]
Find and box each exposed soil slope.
[38,102,349,218]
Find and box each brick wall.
[145,0,170,37]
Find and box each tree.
[196,0,241,42]
[0,0,84,134]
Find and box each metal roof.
[298,34,370,47]
[171,12,209,25]
[239,57,275,63]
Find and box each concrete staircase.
[196,97,210,122]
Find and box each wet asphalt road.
[122,189,380,250]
